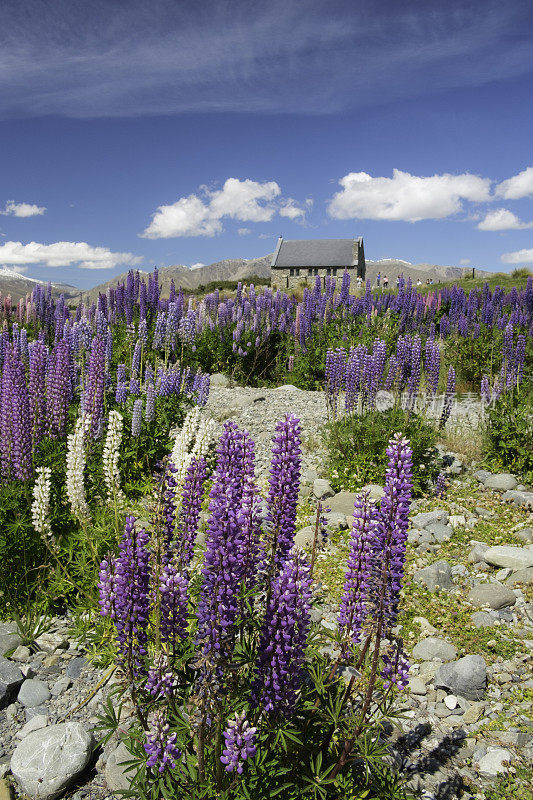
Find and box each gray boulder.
[360,484,385,501]
[411,510,448,530]
[516,528,533,544]
[322,511,348,530]
[18,679,51,708]
[474,746,514,777]
[426,523,453,542]
[483,545,533,571]
[0,622,22,658]
[506,568,533,587]
[474,469,492,483]
[11,722,94,800]
[502,490,533,510]
[471,611,496,628]
[294,526,315,549]
[328,491,358,516]
[412,637,458,662]
[0,656,24,709]
[105,741,134,793]
[210,373,230,387]
[435,655,487,700]
[467,583,516,610]
[484,473,517,491]
[468,542,490,564]
[413,560,454,592]
[313,479,334,500]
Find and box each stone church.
[270,236,365,290]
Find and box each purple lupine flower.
[220,711,257,774]
[439,366,456,428]
[381,639,410,691]
[407,335,422,410]
[84,334,106,438]
[131,399,142,436]
[28,340,48,446]
[196,423,250,662]
[373,434,413,631]
[145,382,155,422]
[145,654,178,700]
[0,346,33,480]
[480,375,491,404]
[144,711,181,773]
[174,457,207,569]
[100,516,151,672]
[435,471,447,498]
[115,382,128,404]
[338,492,378,656]
[159,562,189,650]
[252,548,312,716]
[131,340,141,376]
[46,340,71,438]
[266,414,302,566]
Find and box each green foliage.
[483,383,533,483]
[447,325,503,388]
[324,407,440,495]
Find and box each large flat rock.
[467,583,516,610]
[0,656,24,710]
[435,655,487,700]
[0,622,22,658]
[483,546,533,571]
[483,473,517,491]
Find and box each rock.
[0,780,13,800]
[471,611,496,628]
[412,617,438,635]
[328,491,357,515]
[408,677,427,695]
[294,526,315,549]
[448,514,466,529]
[16,714,48,739]
[104,741,133,793]
[360,484,385,501]
[17,679,51,708]
[467,583,516,610]
[502,490,533,510]
[411,510,448,530]
[10,646,31,662]
[468,542,490,564]
[506,568,533,587]
[413,561,454,592]
[483,545,533,570]
[474,469,492,483]
[0,656,24,709]
[51,677,72,697]
[484,473,517,491]
[34,633,68,653]
[462,701,485,724]
[425,523,453,542]
[210,373,230,387]
[516,528,533,544]
[313,479,334,500]
[412,638,458,662]
[444,694,458,710]
[65,657,86,679]
[475,507,493,518]
[0,622,22,658]
[474,747,514,776]
[407,530,420,544]
[322,511,348,530]
[11,722,94,800]
[435,655,487,700]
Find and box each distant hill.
[364,259,490,285]
[0,269,79,305]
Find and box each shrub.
[483,383,533,483]
[324,407,440,495]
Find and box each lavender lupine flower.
[84,335,106,438]
[196,423,250,662]
[159,563,189,650]
[131,399,142,437]
[407,336,422,410]
[338,492,378,656]
[480,375,491,404]
[28,340,48,445]
[46,340,71,438]
[145,654,178,699]
[266,414,302,566]
[174,457,207,569]
[220,711,257,774]
[145,382,155,422]
[1,346,33,480]
[252,549,312,716]
[373,434,413,632]
[435,471,447,498]
[439,366,456,428]
[144,711,181,773]
[101,516,151,670]
[381,639,410,691]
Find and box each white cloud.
[459,258,471,265]
[0,240,141,270]
[237,228,252,236]
[501,248,533,264]
[495,167,533,200]
[328,169,491,222]
[279,198,312,221]
[142,178,282,239]
[190,262,205,270]
[1,200,46,217]
[478,208,533,231]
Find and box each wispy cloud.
[1,200,46,217]
[478,208,533,230]
[0,240,141,269]
[501,248,533,264]
[495,167,533,200]
[0,0,531,118]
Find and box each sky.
[0,0,532,289]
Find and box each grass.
[484,764,533,800]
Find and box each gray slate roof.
[271,238,360,268]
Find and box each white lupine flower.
[31,467,52,538]
[66,413,91,522]
[170,409,218,489]
[103,410,125,507]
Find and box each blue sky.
[0,0,532,288]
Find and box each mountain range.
[0,255,490,305]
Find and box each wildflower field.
[0,269,532,799]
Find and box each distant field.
[414,267,532,294]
